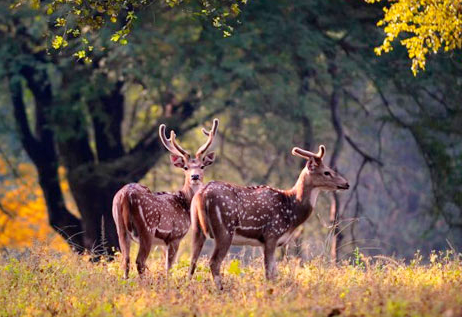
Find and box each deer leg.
[210,234,232,290]
[136,235,152,276]
[188,224,206,278]
[119,232,131,279]
[166,239,181,272]
[263,239,278,280]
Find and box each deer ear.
[170,155,186,168]
[306,156,319,172]
[202,152,216,166]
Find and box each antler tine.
[201,128,210,136]
[196,118,219,158]
[159,124,189,159]
[170,130,190,159]
[292,145,326,160]
[317,145,326,159]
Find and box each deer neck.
[180,180,201,204]
[290,170,320,212]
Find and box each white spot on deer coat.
[216,206,223,225]
[139,205,148,227]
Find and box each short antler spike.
[292,145,326,160]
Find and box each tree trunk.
[7,50,202,255]
[36,159,84,251]
[66,172,122,254]
[8,69,84,251]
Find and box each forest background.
[0,0,461,262]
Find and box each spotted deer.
[112,119,219,278]
[189,144,349,289]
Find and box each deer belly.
[232,234,263,246]
[151,236,167,246]
[151,228,170,246]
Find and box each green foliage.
[11,0,248,62]
[2,0,462,258]
[353,247,366,269]
[227,259,242,276]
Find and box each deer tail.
[191,191,209,236]
[112,189,133,241]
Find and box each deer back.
[119,183,191,244]
[194,181,309,246]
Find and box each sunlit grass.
[1,246,461,316]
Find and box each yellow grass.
[1,246,461,317]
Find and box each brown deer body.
[189,145,349,289]
[113,119,219,278]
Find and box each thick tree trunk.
[66,172,122,253]
[36,159,84,251]
[88,80,125,162]
[8,69,84,251]
[8,52,201,255]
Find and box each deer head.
[292,145,349,190]
[159,119,219,192]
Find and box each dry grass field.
[1,246,461,317]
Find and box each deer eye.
[183,167,188,171]
[324,171,331,176]
[200,166,205,169]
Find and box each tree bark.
[88,80,125,162]
[5,36,205,255]
[8,70,84,251]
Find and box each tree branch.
[7,76,41,162]
[89,80,125,162]
[344,134,383,166]
[8,64,85,251]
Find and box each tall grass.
[1,246,461,317]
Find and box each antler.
[292,145,326,160]
[170,131,190,158]
[159,124,190,159]
[196,118,219,158]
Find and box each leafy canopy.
[366,0,462,75]
[11,0,247,63]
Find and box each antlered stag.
[112,119,219,278]
[189,145,349,289]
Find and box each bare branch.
[0,202,14,219]
[0,145,20,179]
[344,134,383,166]
[374,83,409,128]
[343,89,370,116]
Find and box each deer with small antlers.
[112,119,219,278]
[189,144,349,289]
